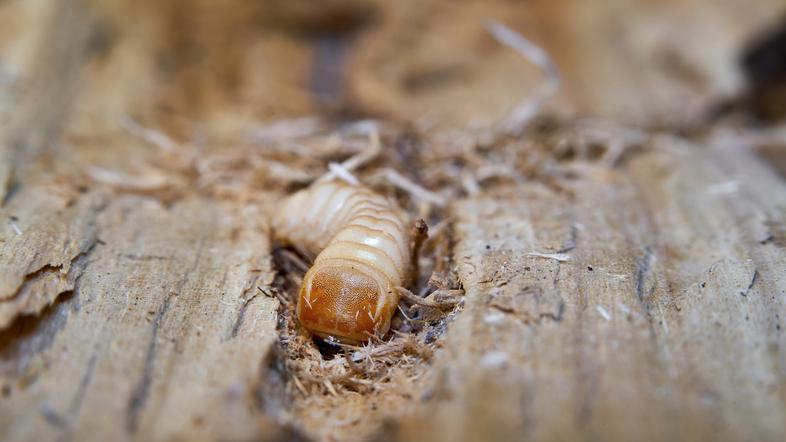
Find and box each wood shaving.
[526,251,571,262]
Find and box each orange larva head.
[297,265,393,343]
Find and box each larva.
[272,180,411,343]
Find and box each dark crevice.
[635,246,654,302]
[40,402,68,429]
[557,224,579,254]
[0,291,78,375]
[126,293,173,434]
[1,176,20,207]
[68,352,98,417]
[740,269,759,297]
[46,351,100,442]
[311,336,344,359]
[125,235,204,433]
[740,14,786,122]
[227,274,266,341]
[17,263,66,290]
[225,243,278,339]
[255,343,309,441]
[120,253,171,262]
[257,352,287,412]
[229,294,254,339]
[539,301,565,323]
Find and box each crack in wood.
[4,240,99,300]
[635,247,654,302]
[226,271,265,341]
[125,236,205,433]
[0,292,76,371]
[1,176,19,207]
[557,223,579,253]
[229,296,254,339]
[488,299,565,324]
[40,402,68,429]
[548,262,566,323]
[539,301,565,323]
[69,352,98,416]
[119,253,171,262]
[12,262,67,291]
[126,293,172,434]
[740,269,759,297]
[42,352,100,442]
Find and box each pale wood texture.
[1,1,785,441]
[389,141,786,441]
[1,191,279,441]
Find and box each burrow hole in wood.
[258,212,464,441]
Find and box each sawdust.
[266,217,463,441]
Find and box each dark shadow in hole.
[0,290,78,377]
[311,336,345,360]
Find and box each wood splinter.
[396,286,464,310]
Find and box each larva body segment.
[272,181,411,343]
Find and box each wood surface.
[1,1,785,441]
[390,140,786,441]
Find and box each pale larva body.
[272,181,411,343]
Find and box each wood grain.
[1,1,785,441]
[1,194,279,441]
[386,140,786,442]
[0,186,104,328]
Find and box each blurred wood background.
[1,0,786,441]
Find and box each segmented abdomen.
[272,181,410,342]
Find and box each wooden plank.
[0,194,279,442]
[386,142,786,441]
[1,1,785,441]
